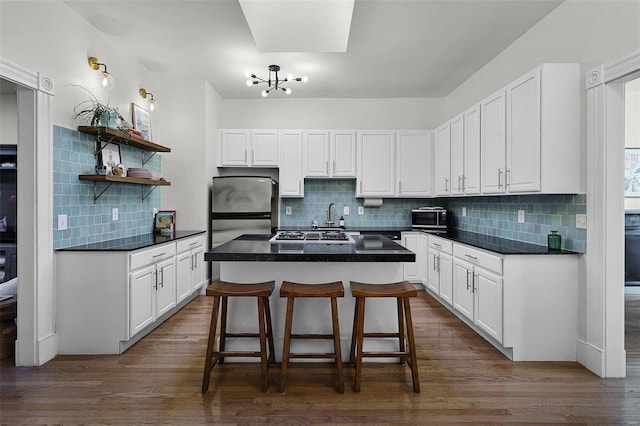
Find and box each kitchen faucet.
[326,202,337,226]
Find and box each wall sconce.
[139,88,157,111]
[88,56,115,89]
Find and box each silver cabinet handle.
[437,254,441,272]
[189,242,199,247]
[153,271,158,291]
[458,176,462,192]
[465,254,478,261]
[190,254,194,271]
[466,270,471,290]
[152,252,166,258]
[252,149,255,164]
[498,168,503,189]
[433,254,437,271]
[244,149,247,163]
[326,161,329,175]
[445,177,449,192]
[399,181,402,193]
[473,273,477,293]
[298,180,302,193]
[433,243,441,248]
[505,168,511,187]
[462,175,466,191]
[333,160,336,175]
[159,267,164,288]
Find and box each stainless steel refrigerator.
[210,176,278,248]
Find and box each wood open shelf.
[78,126,171,153]
[79,174,171,186]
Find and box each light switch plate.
[57,214,68,230]
[285,206,292,215]
[358,206,364,215]
[112,208,119,221]
[576,214,587,229]
[518,210,525,223]
[343,206,349,216]
[462,207,467,217]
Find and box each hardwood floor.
[1,291,639,425]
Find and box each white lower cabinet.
[401,232,421,282]
[56,233,206,354]
[424,238,579,361]
[426,235,453,305]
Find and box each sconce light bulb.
[102,72,115,89]
[149,100,156,111]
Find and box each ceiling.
[60,1,563,99]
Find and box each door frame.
[0,57,56,366]
[584,50,640,377]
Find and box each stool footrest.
[362,332,402,338]
[288,352,340,359]
[360,351,409,358]
[290,333,336,340]
[217,350,266,358]
[224,332,272,338]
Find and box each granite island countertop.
[205,234,415,262]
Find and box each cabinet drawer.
[453,244,502,275]
[176,236,204,253]
[130,243,176,271]
[428,236,453,254]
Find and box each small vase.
[547,231,562,251]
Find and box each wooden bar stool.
[202,280,275,393]
[279,281,345,394]
[349,281,420,393]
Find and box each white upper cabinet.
[450,114,464,195]
[219,129,279,167]
[434,122,451,196]
[480,89,507,194]
[396,131,432,197]
[304,130,356,178]
[480,63,580,195]
[357,131,395,197]
[463,104,481,195]
[280,130,304,197]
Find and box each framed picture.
[626,148,640,197]
[132,103,152,141]
[154,210,176,234]
[98,141,121,168]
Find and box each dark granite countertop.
[205,234,415,262]
[424,229,581,255]
[56,230,206,252]
[281,226,412,233]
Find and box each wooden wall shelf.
[78,126,171,153]
[79,175,171,203]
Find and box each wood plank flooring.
[1,291,639,425]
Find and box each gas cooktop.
[269,230,356,244]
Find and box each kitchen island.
[205,233,415,361]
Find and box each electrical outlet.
[358,206,364,215]
[576,214,587,229]
[112,208,119,221]
[462,207,467,217]
[57,214,68,230]
[343,206,349,216]
[285,206,292,215]
[518,210,525,223]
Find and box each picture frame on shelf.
[132,103,152,141]
[154,210,176,235]
[625,148,640,197]
[97,141,121,170]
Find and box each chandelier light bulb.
[285,88,292,95]
[261,89,269,97]
[301,76,309,83]
[287,74,293,81]
[246,79,254,87]
[246,64,308,97]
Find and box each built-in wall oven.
[411,207,447,231]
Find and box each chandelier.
[245,65,308,97]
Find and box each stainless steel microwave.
[411,207,447,230]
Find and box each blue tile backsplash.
[279,179,586,252]
[53,126,162,249]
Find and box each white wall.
[0,93,18,145]
[221,97,445,129]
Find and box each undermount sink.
[313,227,345,231]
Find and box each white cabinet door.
[176,251,192,303]
[220,130,250,166]
[129,265,156,337]
[434,122,451,196]
[438,252,453,306]
[452,258,474,321]
[331,131,356,177]
[402,232,420,282]
[304,130,330,177]
[506,67,541,193]
[480,90,506,194]
[450,115,464,195]
[156,258,176,317]
[357,131,395,197]
[418,233,430,286]
[426,248,440,294]
[191,245,205,292]
[463,104,481,195]
[397,131,432,197]
[474,267,503,343]
[251,130,279,166]
[280,131,304,197]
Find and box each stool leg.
[354,297,366,392]
[403,297,420,393]
[257,296,269,392]
[280,296,295,393]
[219,296,228,365]
[397,297,406,365]
[349,296,360,366]
[202,295,221,393]
[264,295,275,365]
[330,296,344,394]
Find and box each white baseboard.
[37,332,57,365]
[576,338,604,377]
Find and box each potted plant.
[72,85,128,129]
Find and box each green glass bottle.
[548,231,561,251]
